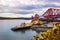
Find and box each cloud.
[0,13,21,18]
[0,0,45,7]
[46,0,60,3]
[0,13,34,18]
[0,0,60,17]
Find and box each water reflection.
[12,29,30,34]
[0,20,37,40]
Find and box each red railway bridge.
[31,8,60,20]
[42,8,60,19]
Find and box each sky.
[0,0,60,17]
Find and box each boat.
[11,26,31,31]
[11,23,31,31]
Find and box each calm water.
[0,19,37,40]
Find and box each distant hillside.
[0,17,32,20]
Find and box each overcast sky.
[0,0,60,17]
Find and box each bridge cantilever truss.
[42,8,60,19]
